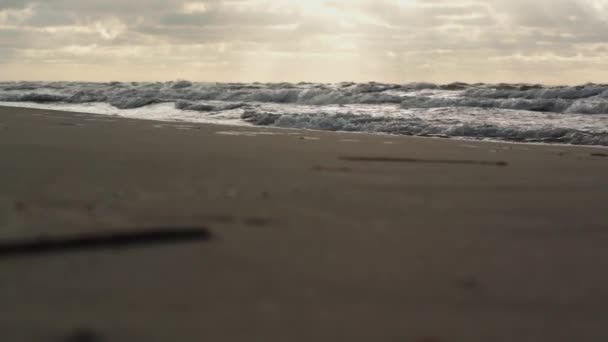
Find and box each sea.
[1,80,608,146]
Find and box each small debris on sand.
[57,122,84,126]
[456,275,482,291]
[243,217,271,227]
[312,165,352,173]
[14,201,28,213]
[416,337,443,342]
[63,328,104,342]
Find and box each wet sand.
[1,105,608,342]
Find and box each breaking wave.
[3,80,608,113]
[240,110,608,146]
[1,80,608,146]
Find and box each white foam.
[1,80,608,146]
[0,101,248,126]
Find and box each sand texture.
[1,106,608,342]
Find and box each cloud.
[182,2,208,14]
[1,0,608,83]
[0,3,35,25]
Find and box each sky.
[1,0,608,84]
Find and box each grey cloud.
[1,0,608,83]
[161,9,296,27]
[0,0,30,9]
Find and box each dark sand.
[1,106,608,342]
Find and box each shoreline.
[1,103,607,150]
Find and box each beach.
[1,105,608,341]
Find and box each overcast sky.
[1,0,608,84]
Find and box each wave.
[241,110,608,146]
[2,81,608,114]
[175,101,248,112]
[0,81,406,108]
[1,80,607,146]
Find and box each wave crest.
[241,110,608,146]
[2,81,608,114]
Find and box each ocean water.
[1,80,608,146]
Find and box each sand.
[1,105,608,342]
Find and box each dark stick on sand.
[0,228,212,259]
[339,156,509,166]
